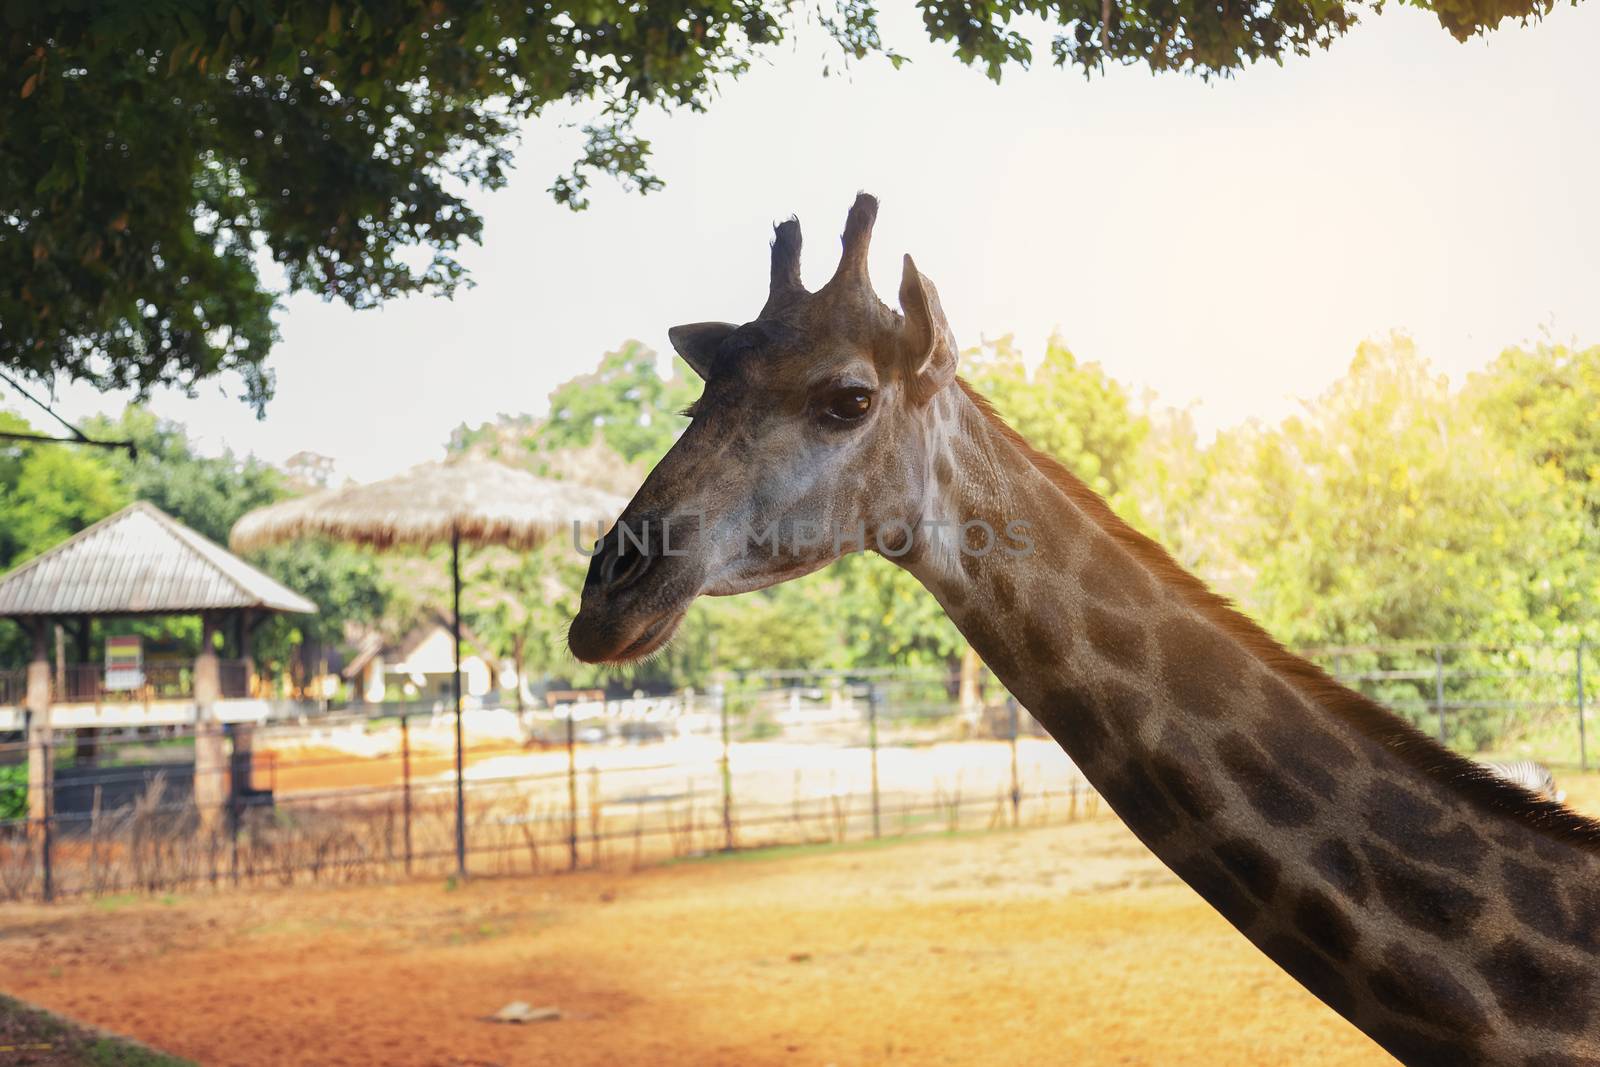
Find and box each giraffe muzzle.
[569,514,706,663]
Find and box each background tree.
[85,407,281,543]
[966,334,1149,506]
[1231,335,1568,648]
[1465,340,1600,642]
[84,408,386,661]
[0,410,128,572]
[531,342,699,465]
[3,1,1556,408]
[7,327,1598,724]
[0,400,387,675]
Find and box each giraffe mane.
[958,378,1600,854]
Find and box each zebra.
[1482,759,1566,804]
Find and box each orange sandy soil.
[259,740,530,795]
[0,817,1391,1067]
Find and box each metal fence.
[0,642,1593,904]
[1305,641,1593,769]
[0,676,1097,903]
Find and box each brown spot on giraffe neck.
[1360,841,1486,939]
[1364,780,1490,875]
[1214,837,1280,903]
[1156,615,1251,721]
[1172,852,1262,930]
[1215,732,1317,828]
[1147,732,1224,822]
[1035,682,1109,768]
[1367,942,1490,1036]
[1098,759,1184,844]
[1310,838,1371,905]
[1479,937,1596,1034]
[1083,603,1148,674]
[1501,856,1600,954]
[1292,889,1360,963]
[1079,537,1156,605]
[1367,1025,1483,1067]
[1021,618,1064,665]
[1259,933,1359,1020]
[988,569,1017,613]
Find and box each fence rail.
[1,659,257,709]
[0,642,1594,904]
[1304,641,1592,768]
[0,683,1094,903]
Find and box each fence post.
[401,713,413,876]
[229,741,241,887]
[40,732,54,903]
[1008,696,1021,828]
[719,689,734,852]
[1578,641,1589,773]
[868,684,881,840]
[566,710,578,871]
[1433,647,1447,744]
[589,765,603,864]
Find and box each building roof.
[0,502,317,618]
[341,613,495,680]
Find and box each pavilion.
[0,501,316,824]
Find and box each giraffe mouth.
[616,609,688,661]
[570,603,690,664]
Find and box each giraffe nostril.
[603,542,654,592]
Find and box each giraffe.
[567,193,1600,1065]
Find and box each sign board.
[104,635,144,691]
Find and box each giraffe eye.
[821,388,872,424]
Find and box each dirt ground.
[0,817,1391,1067]
[0,993,189,1066]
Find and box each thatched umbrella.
[230,459,626,876]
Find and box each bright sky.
[42,1,1600,483]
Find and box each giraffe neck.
[897,380,1600,1063]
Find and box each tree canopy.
[0,398,385,670]
[4,329,1598,716]
[3,0,1566,410]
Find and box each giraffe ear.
[668,321,738,380]
[897,255,958,405]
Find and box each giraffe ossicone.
[568,193,1600,1064]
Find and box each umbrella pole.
[452,528,467,879]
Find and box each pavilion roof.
[0,502,317,618]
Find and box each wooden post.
[25,621,55,899]
[1008,695,1021,828]
[958,645,983,736]
[451,529,468,879]
[401,713,414,875]
[566,710,578,871]
[868,684,881,839]
[720,689,733,851]
[193,612,227,832]
[25,621,52,831]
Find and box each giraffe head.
[568,193,960,663]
